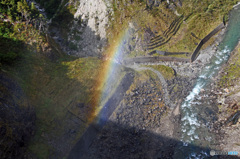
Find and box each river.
[176,5,240,159]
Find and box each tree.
[38,13,44,31]
[30,2,39,19]
[17,0,30,21]
[31,2,36,11]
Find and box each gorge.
[1,0,240,159]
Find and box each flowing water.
[177,6,240,159]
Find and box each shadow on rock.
[68,119,240,159]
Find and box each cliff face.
[48,0,112,57]
[71,0,111,56]
[74,0,110,40]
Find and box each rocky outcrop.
[48,0,112,57]
[74,0,110,40]
[70,0,111,56]
[127,65,174,108]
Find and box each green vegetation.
[0,0,46,64]
[7,51,103,158]
[34,0,62,18]
[219,45,240,87]
[34,0,78,18]
[1,0,238,158]
[127,70,161,93]
[0,1,99,157]
[0,1,59,158]
[217,44,240,118]
[163,0,237,52]
[107,0,238,57]
[160,0,238,52]
[144,65,175,80]
[0,21,42,63]
[0,0,43,24]
[107,0,176,48]
[50,5,74,41]
[11,53,128,158]
[0,37,22,63]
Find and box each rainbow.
[88,27,130,125]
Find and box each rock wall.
[69,0,112,56]
[74,0,110,40]
[49,0,113,57]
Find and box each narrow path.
[126,64,174,108]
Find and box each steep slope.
[0,73,35,158]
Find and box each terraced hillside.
[107,0,238,58]
[147,15,184,51]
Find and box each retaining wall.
[191,23,225,62]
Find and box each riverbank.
[213,41,240,157]
[123,27,226,79]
